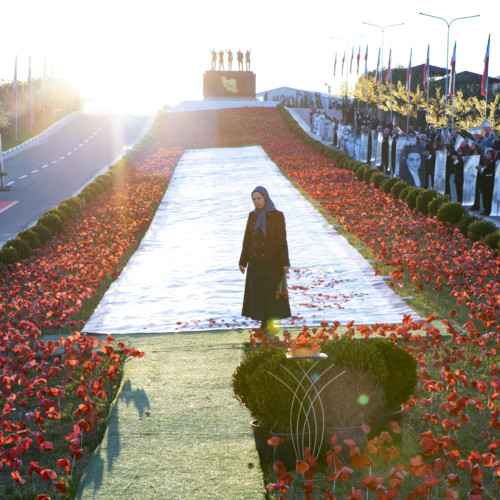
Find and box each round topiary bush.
[371,172,388,189]
[483,231,500,251]
[232,345,309,433]
[364,167,379,183]
[38,212,64,234]
[61,197,82,214]
[380,176,401,194]
[46,207,68,222]
[355,165,368,181]
[369,338,418,411]
[399,186,412,201]
[31,224,53,244]
[437,201,465,225]
[18,228,41,249]
[405,187,424,210]
[5,238,31,259]
[468,219,498,242]
[457,213,480,237]
[428,194,451,216]
[416,189,439,215]
[391,180,409,198]
[58,204,77,220]
[0,246,20,265]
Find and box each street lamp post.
[419,13,480,126]
[362,22,404,121]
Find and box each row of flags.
[333,35,492,98]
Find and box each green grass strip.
[76,331,266,499]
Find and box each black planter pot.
[268,429,316,470]
[250,419,271,456]
[322,424,366,463]
[369,406,404,444]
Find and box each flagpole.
[14,56,18,142]
[452,71,456,131]
[407,73,411,133]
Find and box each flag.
[356,45,360,75]
[441,128,450,144]
[386,48,392,87]
[12,56,17,104]
[481,34,490,98]
[350,46,354,74]
[481,120,492,132]
[375,48,380,83]
[449,42,456,95]
[465,137,477,150]
[469,127,482,139]
[405,49,412,92]
[333,52,337,77]
[423,44,430,93]
[454,134,466,151]
[341,51,345,76]
[364,45,368,79]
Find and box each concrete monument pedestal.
[203,71,256,99]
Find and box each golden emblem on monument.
[221,77,238,93]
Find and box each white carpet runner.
[83,146,419,334]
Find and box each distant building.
[256,86,333,109]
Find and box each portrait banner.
[375,132,383,167]
[360,133,369,163]
[462,156,480,206]
[434,150,447,194]
[370,130,377,165]
[399,145,425,186]
[490,159,500,216]
[388,139,393,174]
[394,138,407,177]
[337,125,344,149]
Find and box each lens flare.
[357,394,370,405]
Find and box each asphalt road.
[0,113,153,246]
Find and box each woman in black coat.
[239,186,291,331]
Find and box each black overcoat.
[239,210,291,322]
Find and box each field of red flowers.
[0,148,181,497]
[1,107,498,498]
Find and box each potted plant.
[287,332,322,357]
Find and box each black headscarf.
[252,186,276,235]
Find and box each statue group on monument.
[210,49,251,71]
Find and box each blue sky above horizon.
[1,0,497,113]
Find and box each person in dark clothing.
[381,128,391,174]
[480,150,497,215]
[239,186,291,331]
[452,147,465,203]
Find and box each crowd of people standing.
[308,107,499,216]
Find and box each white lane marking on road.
[42,164,49,168]
[31,169,39,173]
[84,139,88,143]
[51,161,58,164]
[79,143,84,147]
[7,181,15,186]
[59,156,65,160]
[73,148,78,151]
[19,175,28,179]
[67,152,72,155]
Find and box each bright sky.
[1,0,497,114]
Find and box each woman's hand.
[283,266,290,274]
[239,266,246,274]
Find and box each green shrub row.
[0,113,163,268]
[276,105,500,253]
